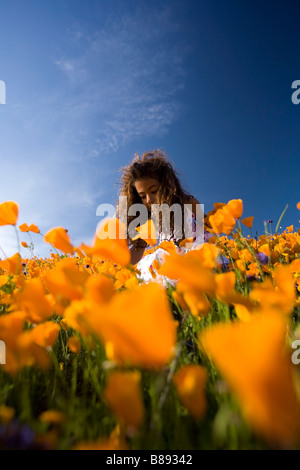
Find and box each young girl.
[116,149,206,282]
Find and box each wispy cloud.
[53,4,188,154]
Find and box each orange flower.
[71,282,177,369]
[226,199,243,220]
[209,207,236,235]
[173,364,208,420]
[19,223,30,232]
[21,241,28,248]
[0,406,15,424]
[68,336,81,353]
[42,258,89,306]
[85,275,115,304]
[28,223,40,233]
[241,216,254,229]
[80,218,130,266]
[19,223,39,233]
[132,219,157,246]
[296,202,300,210]
[73,425,128,450]
[13,278,55,323]
[249,265,296,315]
[20,322,60,348]
[158,251,216,295]
[213,202,226,210]
[179,289,211,317]
[104,371,145,429]
[199,310,300,447]
[44,227,74,254]
[214,271,254,309]
[194,243,220,269]
[39,410,67,425]
[0,201,19,226]
[0,252,22,275]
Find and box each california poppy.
[199,310,300,447]
[44,227,74,254]
[0,201,19,226]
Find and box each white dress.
[135,209,209,286]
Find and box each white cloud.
[53,4,188,154]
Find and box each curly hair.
[116,149,193,248]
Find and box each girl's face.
[134,178,160,210]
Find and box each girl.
[117,150,206,281]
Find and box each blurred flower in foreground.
[80,218,130,266]
[73,425,128,450]
[173,364,208,420]
[104,371,145,431]
[199,310,300,448]
[65,282,177,369]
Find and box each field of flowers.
[0,199,300,450]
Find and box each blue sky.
[0,0,300,258]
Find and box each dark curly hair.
[116,149,194,248]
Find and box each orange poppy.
[132,219,157,246]
[44,227,74,254]
[71,282,177,369]
[173,364,208,419]
[226,199,243,220]
[0,201,19,226]
[241,216,254,229]
[199,310,300,447]
[80,218,130,266]
[104,371,145,429]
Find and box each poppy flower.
[44,227,74,254]
[209,207,236,235]
[0,201,19,226]
[173,364,208,419]
[0,252,22,275]
[70,282,177,369]
[226,199,243,220]
[158,251,216,295]
[132,219,157,246]
[199,310,300,447]
[241,216,254,229]
[104,371,145,429]
[80,218,130,266]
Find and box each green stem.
[275,204,288,234]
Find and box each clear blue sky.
[0,0,300,257]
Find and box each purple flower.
[256,252,268,265]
